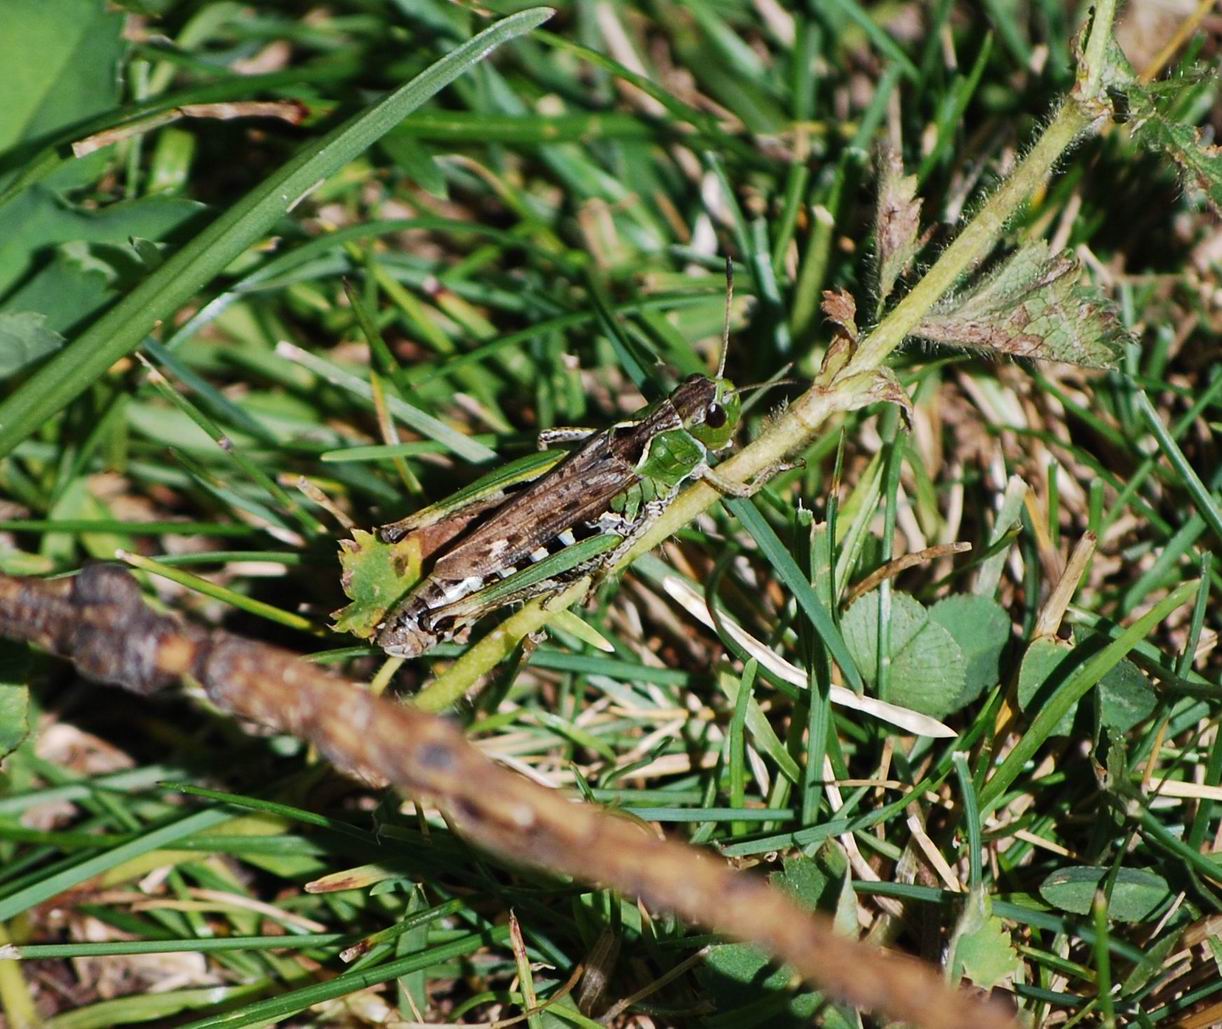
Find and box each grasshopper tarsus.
[701,458,803,499]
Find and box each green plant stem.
[1081,0,1121,99]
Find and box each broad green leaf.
[0,641,32,762]
[842,591,928,681]
[698,856,828,1019]
[1095,653,1157,732]
[0,191,205,306]
[927,594,1011,709]
[1016,637,1077,736]
[0,310,63,379]
[913,241,1132,369]
[0,0,124,154]
[831,867,860,938]
[842,591,967,718]
[955,913,1022,989]
[951,890,1022,991]
[1016,635,1156,736]
[1039,866,1170,923]
[773,853,835,909]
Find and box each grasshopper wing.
[428,432,640,582]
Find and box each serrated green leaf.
[841,590,928,682]
[332,530,420,639]
[951,890,1022,991]
[927,594,1011,709]
[0,310,63,379]
[955,913,1022,989]
[0,641,32,762]
[841,591,967,718]
[1039,866,1170,923]
[913,241,1132,369]
[1126,77,1222,215]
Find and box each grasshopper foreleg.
[700,460,803,498]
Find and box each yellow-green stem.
[414,579,589,712]
[843,102,1091,377]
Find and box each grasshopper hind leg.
[536,426,597,450]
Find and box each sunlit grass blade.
[0,8,554,459]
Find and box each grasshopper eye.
[705,402,727,429]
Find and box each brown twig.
[845,542,974,606]
[0,565,1017,1029]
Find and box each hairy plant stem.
[415,72,1115,708]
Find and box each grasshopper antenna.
[731,367,803,413]
[733,377,801,397]
[717,256,733,379]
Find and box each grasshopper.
[374,270,774,657]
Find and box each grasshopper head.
[672,373,741,451]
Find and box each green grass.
[0,0,1218,1026]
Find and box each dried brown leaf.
[876,146,924,302]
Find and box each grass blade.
[0,8,554,459]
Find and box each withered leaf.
[875,147,924,303]
[821,287,858,342]
[913,241,1131,369]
